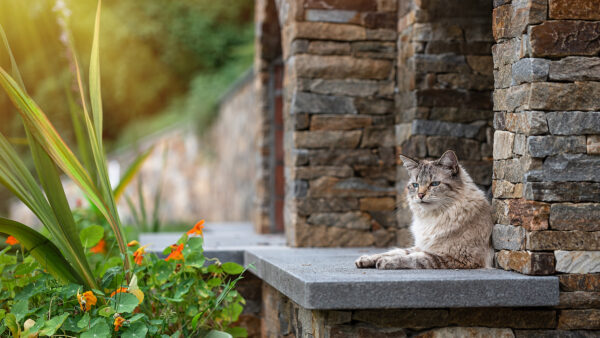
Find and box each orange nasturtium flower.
[90,238,106,254]
[187,220,205,236]
[133,245,148,265]
[165,243,184,262]
[5,236,19,245]
[114,316,126,332]
[127,240,140,247]
[110,287,128,298]
[77,291,97,312]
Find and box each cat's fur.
[355,150,493,269]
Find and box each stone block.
[329,324,407,338]
[462,160,493,185]
[504,198,550,231]
[360,12,397,30]
[542,154,600,182]
[525,182,600,202]
[294,22,367,41]
[558,309,600,330]
[310,115,372,131]
[300,78,394,97]
[496,250,555,275]
[493,0,547,40]
[549,56,600,81]
[428,108,493,125]
[589,135,600,154]
[493,180,523,199]
[559,274,600,292]
[558,291,600,309]
[399,135,427,158]
[492,224,526,250]
[307,211,371,230]
[295,55,393,80]
[352,41,396,59]
[493,84,530,112]
[354,165,396,181]
[305,9,358,23]
[295,223,375,247]
[528,82,600,111]
[292,92,356,114]
[527,231,600,250]
[466,55,493,75]
[412,120,484,138]
[295,130,362,149]
[546,111,600,135]
[527,136,587,157]
[307,148,396,166]
[495,64,512,89]
[304,0,377,11]
[355,98,394,115]
[514,330,600,338]
[448,308,556,329]
[296,197,359,214]
[365,28,397,41]
[436,73,494,91]
[411,54,470,73]
[555,251,600,274]
[377,0,397,12]
[426,136,481,161]
[513,134,527,156]
[361,126,395,147]
[307,41,351,55]
[530,21,600,57]
[511,58,550,85]
[550,203,600,231]
[294,113,310,130]
[492,37,526,69]
[359,197,395,211]
[353,310,450,330]
[494,156,542,183]
[416,327,514,338]
[309,176,395,197]
[494,131,515,160]
[549,0,600,20]
[295,166,354,179]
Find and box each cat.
[355,150,493,269]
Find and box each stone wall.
[261,283,599,337]
[491,0,600,331]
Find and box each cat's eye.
[430,181,440,186]
[411,183,419,188]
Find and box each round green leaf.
[98,306,115,318]
[121,322,148,338]
[222,262,244,275]
[79,225,104,249]
[39,313,69,336]
[113,292,140,313]
[81,319,110,338]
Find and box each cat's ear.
[399,154,419,171]
[437,150,459,175]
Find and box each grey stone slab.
[244,248,559,310]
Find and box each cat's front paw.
[376,256,400,270]
[355,255,377,268]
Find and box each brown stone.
[400,135,428,158]
[307,211,371,229]
[309,176,395,197]
[360,197,395,211]
[329,324,407,338]
[559,274,600,292]
[361,12,396,29]
[549,0,600,20]
[361,126,395,147]
[308,41,351,55]
[304,0,377,11]
[295,223,375,247]
[529,82,600,111]
[526,231,600,251]
[493,1,547,41]
[354,165,396,181]
[466,55,493,75]
[416,327,514,338]
[588,135,600,154]
[353,310,450,329]
[449,308,557,329]
[372,228,395,247]
[530,21,600,57]
[310,115,372,131]
[307,148,396,166]
[558,291,600,309]
[461,160,493,186]
[496,250,555,275]
[514,330,600,337]
[355,98,394,115]
[295,166,354,179]
[558,309,600,330]
[295,55,393,80]
[493,180,523,199]
[296,197,359,214]
[550,203,600,232]
[426,136,482,161]
[504,198,550,231]
[294,22,367,41]
[524,182,600,203]
[295,130,362,149]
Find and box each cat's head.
[399,150,465,210]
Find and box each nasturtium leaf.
[4,313,19,337]
[77,312,90,328]
[14,262,36,276]
[81,319,110,338]
[79,225,104,248]
[100,266,121,289]
[154,260,171,283]
[39,313,69,336]
[187,237,203,251]
[98,306,115,318]
[227,327,248,338]
[22,317,44,337]
[121,322,148,338]
[91,288,105,296]
[128,313,146,323]
[14,282,44,301]
[114,292,140,313]
[12,299,28,322]
[207,264,222,274]
[59,283,81,299]
[186,251,205,268]
[222,262,244,275]
[174,279,194,299]
[207,277,222,288]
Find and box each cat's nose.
[418,193,425,199]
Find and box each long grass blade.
[0,218,82,284]
[113,146,154,202]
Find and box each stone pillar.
[278,0,399,247]
[395,0,495,233]
[492,0,600,330]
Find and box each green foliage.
[0,232,248,337]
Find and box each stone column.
[278,0,399,247]
[492,0,600,330]
[395,0,495,234]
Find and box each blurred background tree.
[0,0,254,148]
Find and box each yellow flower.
[127,240,140,247]
[77,291,97,312]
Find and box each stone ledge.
[140,223,559,310]
[245,248,559,310]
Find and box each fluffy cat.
[355,150,493,269]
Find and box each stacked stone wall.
[491,0,600,330]
[277,0,401,247]
[395,0,496,230]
